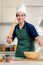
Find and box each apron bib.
[15,26,35,58]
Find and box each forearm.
[34,36,43,46]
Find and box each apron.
[15,26,35,58]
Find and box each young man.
[7,5,43,58]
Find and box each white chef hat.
[16,4,27,15]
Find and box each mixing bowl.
[24,51,40,60]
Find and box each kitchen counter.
[0,52,43,60]
[0,52,43,65]
[0,61,43,65]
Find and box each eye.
[21,15,24,17]
[17,15,20,17]
[16,14,25,17]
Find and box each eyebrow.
[16,13,26,16]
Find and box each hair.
[16,13,26,17]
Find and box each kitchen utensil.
[24,51,40,60]
[8,19,16,37]
[35,41,41,52]
[24,43,41,59]
[36,46,41,52]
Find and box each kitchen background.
[0,0,43,51]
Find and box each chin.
[18,21,23,23]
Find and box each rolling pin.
[8,19,16,38]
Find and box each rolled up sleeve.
[29,25,39,39]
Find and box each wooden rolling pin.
[8,19,16,37]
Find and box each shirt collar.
[17,20,26,29]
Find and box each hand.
[38,41,43,46]
[35,36,43,46]
[7,37,12,44]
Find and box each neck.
[19,21,25,29]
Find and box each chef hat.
[16,4,27,15]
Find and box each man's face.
[16,12,26,23]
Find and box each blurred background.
[0,0,43,51]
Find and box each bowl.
[24,52,40,60]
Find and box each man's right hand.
[7,37,12,44]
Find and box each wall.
[0,0,43,51]
[0,0,43,23]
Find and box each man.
[7,5,43,58]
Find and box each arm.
[29,24,43,46]
[35,36,43,46]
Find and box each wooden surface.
[8,19,16,37]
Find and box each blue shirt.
[12,21,39,41]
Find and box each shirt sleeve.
[29,25,39,39]
[12,27,17,41]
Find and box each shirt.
[12,21,39,41]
